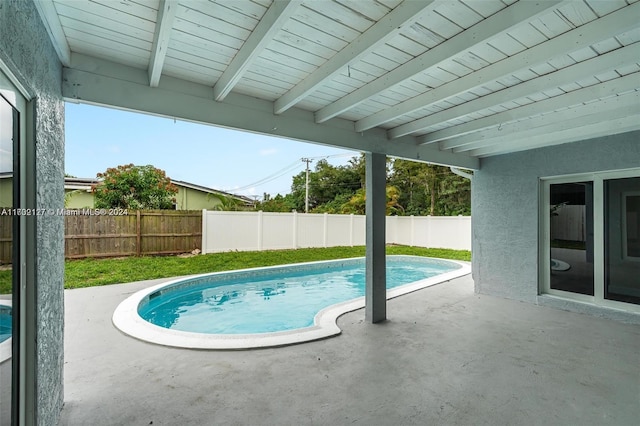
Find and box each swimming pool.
[113,256,470,349]
[0,301,12,363]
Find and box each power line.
[307,153,354,160]
[226,153,359,194]
[224,160,303,192]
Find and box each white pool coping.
[0,300,12,363]
[112,257,471,350]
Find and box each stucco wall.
[0,178,11,206]
[472,130,640,303]
[64,189,95,208]
[176,186,222,210]
[0,1,65,424]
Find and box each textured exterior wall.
[0,0,65,424]
[472,131,640,303]
[176,187,222,210]
[0,178,11,206]
[64,189,95,208]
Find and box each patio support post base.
[365,151,386,323]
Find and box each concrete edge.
[537,294,640,325]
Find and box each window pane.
[605,177,640,305]
[550,182,594,296]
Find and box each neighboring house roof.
[0,174,252,206]
[61,177,253,206]
[64,177,98,191]
[171,180,254,205]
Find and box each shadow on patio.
[60,275,639,426]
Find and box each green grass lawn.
[550,239,586,250]
[0,245,470,293]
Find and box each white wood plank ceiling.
[36,0,640,169]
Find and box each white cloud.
[259,148,277,156]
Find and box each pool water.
[0,305,11,343]
[138,256,459,334]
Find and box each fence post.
[258,210,263,251]
[292,210,298,249]
[323,213,328,248]
[410,215,415,247]
[136,210,141,257]
[201,209,207,254]
[349,214,354,247]
[390,215,398,245]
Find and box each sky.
[65,103,358,200]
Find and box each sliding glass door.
[542,170,640,311]
[604,177,640,305]
[0,71,22,426]
[549,182,594,296]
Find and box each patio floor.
[59,273,639,426]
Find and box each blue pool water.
[138,256,460,335]
[0,305,11,343]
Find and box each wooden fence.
[64,210,202,259]
[0,209,202,262]
[1,208,471,262]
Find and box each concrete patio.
[60,274,639,426]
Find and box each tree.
[210,193,242,211]
[388,160,471,216]
[256,193,296,212]
[388,159,429,215]
[261,155,471,216]
[92,164,178,209]
[436,170,471,215]
[288,159,362,212]
[311,192,353,214]
[340,185,405,215]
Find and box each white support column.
[365,152,386,323]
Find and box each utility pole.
[301,158,312,213]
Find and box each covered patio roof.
[35,0,640,170]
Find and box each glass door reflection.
[549,182,594,296]
[605,177,640,305]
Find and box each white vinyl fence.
[202,211,471,254]
[551,205,586,241]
